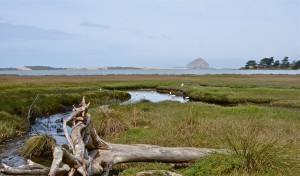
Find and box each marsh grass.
[102,81,171,90]
[116,162,173,176]
[90,101,300,175]
[184,121,300,175]
[224,121,300,175]
[92,108,132,137]
[186,86,300,107]
[0,111,27,141]
[1,74,300,174]
[22,134,55,158]
[183,153,245,175]
[0,90,130,118]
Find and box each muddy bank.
[0,136,28,159]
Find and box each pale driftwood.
[136,170,182,176]
[97,143,229,165]
[0,97,229,176]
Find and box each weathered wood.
[97,143,228,165]
[0,162,70,175]
[49,145,65,176]
[0,97,229,176]
[136,170,182,176]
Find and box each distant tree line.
[242,57,300,70]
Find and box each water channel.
[32,89,188,145]
[0,90,188,168]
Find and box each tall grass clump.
[22,134,55,158]
[92,108,132,137]
[0,111,27,141]
[183,120,299,175]
[223,121,300,175]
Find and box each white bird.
[169,91,172,95]
[185,96,189,99]
[171,94,176,99]
[181,83,184,87]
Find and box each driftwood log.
[0,97,228,176]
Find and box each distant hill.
[186,58,209,69]
[0,66,66,70]
[0,66,143,71]
[0,67,17,70]
[25,66,66,70]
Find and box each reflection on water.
[32,90,187,145]
[121,89,189,104]
[31,112,71,145]
[1,90,188,167]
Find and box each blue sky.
[0,0,299,68]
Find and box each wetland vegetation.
[0,74,299,175]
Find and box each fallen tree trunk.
[0,97,229,176]
[97,143,228,165]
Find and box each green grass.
[102,81,174,90]
[0,80,131,141]
[0,88,130,118]
[186,86,300,107]
[183,153,245,176]
[0,111,27,142]
[90,101,300,175]
[1,74,299,175]
[117,162,173,176]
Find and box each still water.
[31,90,188,145]
[1,89,188,167]
[0,69,299,75]
[122,90,188,104]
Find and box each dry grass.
[92,108,132,137]
[22,134,55,158]
[90,101,300,175]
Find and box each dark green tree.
[259,57,274,68]
[245,60,257,69]
[281,57,290,69]
[273,60,280,68]
[292,60,300,69]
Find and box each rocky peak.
[186,58,209,69]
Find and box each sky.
[0,0,299,69]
